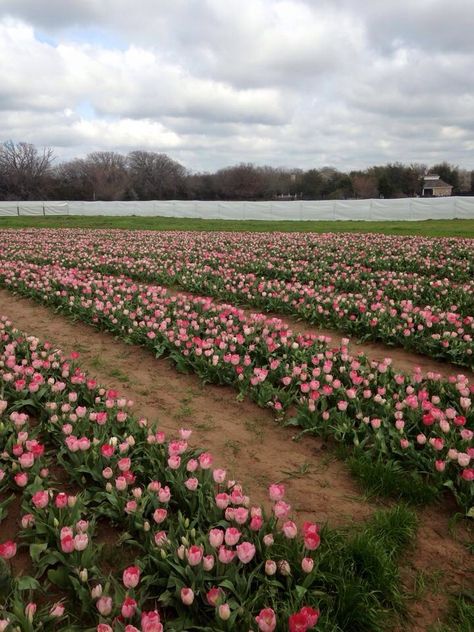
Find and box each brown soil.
[0,288,472,631]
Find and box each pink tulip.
[206,587,223,606]
[0,540,17,560]
[184,477,198,491]
[224,527,241,546]
[154,530,167,547]
[74,533,89,551]
[96,596,113,616]
[158,486,171,502]
[55,492,68,508]
[115,476,127,490]
[236,541,256,563]
[203,554,215,571]
[209,528,224,548]
[32,490,49,509]
[50,603,65,617]
[256,607,277,632]
[186,545,203,566]
[168,455,181,469]
[213,468,226,483]
[301,557,314,573]
[121,596,137,618]
[282,520,298,539]
[234,507,249,524]
[198,452,213,469]
[181,587,194,605]
[153,508,168,524]
[218,603,231,620]
[141,610,163,632]
[268,483,285,501]
[273,500,291,520]
[218,546,236,564]
[21,514,35,528]
[14,471,28,488]
[60,534,75,553]
[123,566,141,589]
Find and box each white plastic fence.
[1,197,474,221]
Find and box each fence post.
[43,202,46,217]
[17,203,20,216]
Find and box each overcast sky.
[1,0,473,171]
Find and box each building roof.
[423,177,452,189]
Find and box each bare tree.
[127,151,187,199]
[82,151,129,200]
[51,158,94,200]
[351,173,379,199]
[214,163,267,200]
[0,141,54,200]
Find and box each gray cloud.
[0,0,473,170]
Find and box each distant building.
[422,174,453,197]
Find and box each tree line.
[1,140,472,201]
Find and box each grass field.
[0,215,473,236]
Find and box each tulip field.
[0,226,473,631]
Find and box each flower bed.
[0,229,472,367]
[0,317,416,631]
[0,262,472,513]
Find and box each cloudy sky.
[0,0,473,171]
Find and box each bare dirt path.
[0,288,471,631]
[166,287,474,381]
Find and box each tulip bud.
[143,520,150,532]
[265,560,277,576]
[181,587,194,605]
[301,557,314,573]
[79,568,88,582]
[218,603,231,620]
[91,584,103,599]
[53,518,59,528]
[25,603,36,622]
[278,560,291,576]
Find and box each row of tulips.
[0,316,413,631]
[0,262,472,513]
[0,230,472,367]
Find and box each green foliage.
[348,454,439,505]
[431,595,474,632]
[0,215,474,237]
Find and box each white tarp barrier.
[45,202,69,215]
[455,198,474,219]
[1,197,474,220]
[0,202,19,216]
[18,203,46,216]
[371,199,412,221]
[334,200,371,221]
[300,201,335,221]
[244,202,273,220]
[410,198,455,220]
